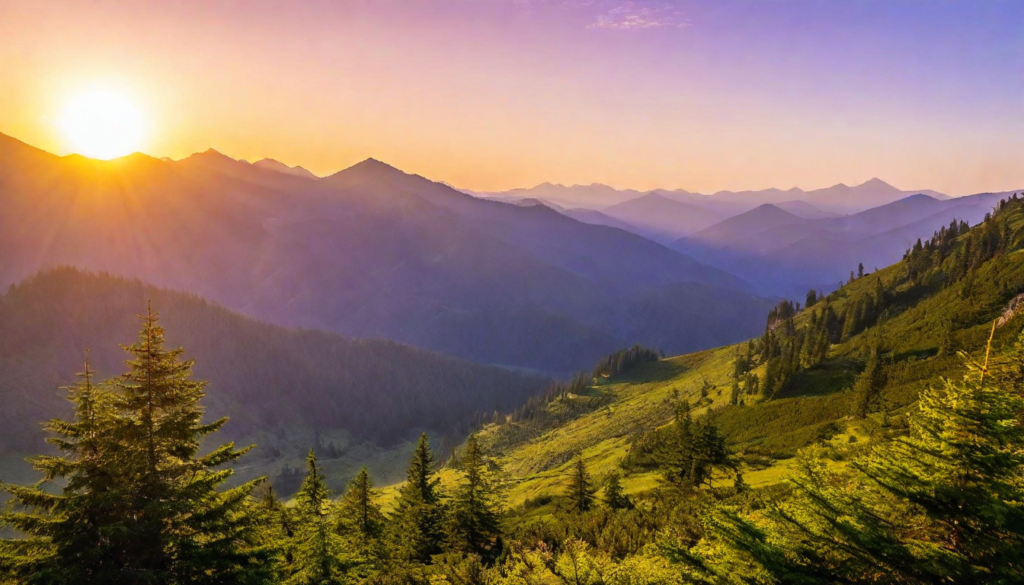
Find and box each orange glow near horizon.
[1,1,1022,196]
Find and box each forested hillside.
[5,196,1024,582]
[485,194,1024,490]
[408,193,1024,582]
[0,268,546,490]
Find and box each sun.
[60,90,145,160]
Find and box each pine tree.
[0,312,273,585]
[689,327,1024,584]
[937,319,956,357]
[658,402,731,488]
[0,358,115,584]
[252,482,293,574]
[447,435,502,562]
[338,468,384,544]
[389,433,444,563]
[112,309,270,584]
[805,289,818,308]
[602,472,631,510]
[659,401,695,485]
[733,471,748,493]
[565,454,595,514]
[337,468,385,581]
[285,450,348,585]
[853,344,885,418]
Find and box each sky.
[1,0,1022,195]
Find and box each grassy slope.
[416,198,1024,513]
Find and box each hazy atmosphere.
[2,0,1022,193]
[2,2,1024,584]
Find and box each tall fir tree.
[602,471,631,510]
[853,344,886,418]
[338,468,384,543]
[1,312,272,585]
[252,482,292,580]
[389,433,444,563]
[337,467,386,581]
[658,401,731,489]
[109,309,270,585]
[805,288,818,308]
[447,435,502,562]
[285,450,348,585]
[0,358,118,584]
[565,454,595,514]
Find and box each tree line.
[4,311,1024,583]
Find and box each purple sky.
[1,0,1022,194]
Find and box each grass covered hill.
[466,193,1024,509]
[0,268,547,490]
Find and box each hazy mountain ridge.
[482,177,953,242]
[473,194,1024,518]
[488,177,947,213]
[0,268,548,488]
[0,132,774,372]
[253,157,318,179]
[672,192,1012,296]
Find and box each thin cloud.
[587,0,689,30]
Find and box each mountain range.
[0,132,776,373]
[482,178,952,242]
[673,192,1011,296]
[479,176,1018,297]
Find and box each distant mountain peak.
[348,157,405,175]
[252,158,317,179]
[322,157,412,186]
[861,177,895,188]
[186,148,244,164]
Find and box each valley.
[3,3,1022,582]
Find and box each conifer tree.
[659,401,695,485]
[0,358,115,584]
[338,467,384,547]
[389,433,444,563]
[853,344,885,418]
[565,454,595,514]
[252,483,293,574]
[602,471,631,510]
[937,319,956,357]
[447,435,502,562]
[805,289,817,308]
[285,450,348,585]
[688,328,1024,584]
[0,312,272,585]
[111,309,270,584]
[658,402,730,488]
[337,468,385,581]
